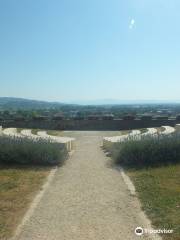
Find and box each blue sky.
[0,0,180,103]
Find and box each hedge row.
[111,133,180,168]
[0,136,67,165]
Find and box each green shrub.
[0,136,68,166]
[111,133,180,168]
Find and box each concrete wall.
[0,119,179,131]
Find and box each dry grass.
[31,128,40,135]
[140,128,148,133]
[30,129,63,137]
[0,165,50,239]
[47,130,63,136]
[120,130,131,135]
[127,164,180,240]
[16,128,23,133]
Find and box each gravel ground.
[15,131,160,240]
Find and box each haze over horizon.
[0,0,180,102]
[1,96,180,106]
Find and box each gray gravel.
[16,131,159,240]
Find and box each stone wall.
[0,119,179,131]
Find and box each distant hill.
[0,97,66,110]
[70,99,180,105]
[0,97,179,111]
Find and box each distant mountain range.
[0,97,66,110]
[69,99,180,105]
[0,97,180,110]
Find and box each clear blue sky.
[0,0,180,103]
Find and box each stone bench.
[161,126,175,135]
[3,128,74,152]
[103,128,160,151]
[37,131,75,152]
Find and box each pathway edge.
[10,167,58,240]
[119,167,162,240]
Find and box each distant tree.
[3,110,10,116]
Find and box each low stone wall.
[0,119,179,131]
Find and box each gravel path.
[16,131,159,240]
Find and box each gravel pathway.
[16,131,159,240]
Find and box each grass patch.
[0,134,67,238]
[0,164,50,239]
[140,128,148,134]
[110,133,180,239]
[16,128,23,133]
[127,164,180,240]
[120,130,131,135]
[0,136,68,166]
[47,130,63,136]
[31,129,40,135]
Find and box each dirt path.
[15,131,159,240]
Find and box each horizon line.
[1,96,180,105]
